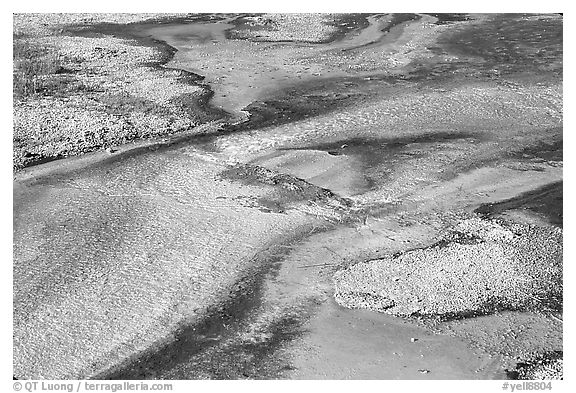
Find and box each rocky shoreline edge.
[13,13,230,171]
[13,13,373,172]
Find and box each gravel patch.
[13,13,213,170]
[230,14,339,43]
[14,13,187,37]
[508,352,563,380]
[333,217,562,318]
[523,359,563,380]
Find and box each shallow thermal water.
[136,14,406,118]
[13,144,314,378]
[13,13,562,379]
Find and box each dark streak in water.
[286,132,480,190]
[475,181,563,227]
[223,76,393,134]
[95,225,325,380]
[509,138,563,162]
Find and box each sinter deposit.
[333,217,562,317]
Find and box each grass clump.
[13,38,87,99]
[13,38,60,98]
[99,92,168,117]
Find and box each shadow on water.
[292,131,480,164]
[282,131,480,190]
[223,75,400,134]
[509,138,563,163]
[96,225,325,380]
[95,255,274,379]
[475,181,563,227]
[473,134,563,227]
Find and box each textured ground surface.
[334,218,562,317]
[13,13,221,170]
[13,13,562,380]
